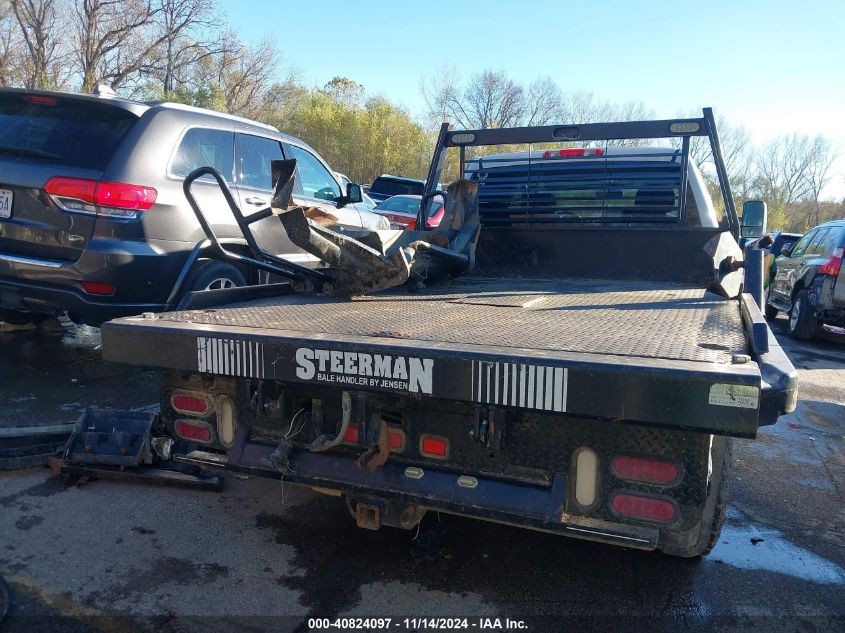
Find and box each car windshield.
[375,196,422,213]
[0,93,138,171]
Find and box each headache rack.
[419,107,739,236]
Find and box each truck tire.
[184,260,246,293]
[788,289,816,340]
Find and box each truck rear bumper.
[176,442,659,551]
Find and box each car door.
[283,143,363,231]
[232,132,309,262]
[772,229,815,303]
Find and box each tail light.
[80,281,116,296]
[819,248,844,277]
[419,434,448,459]
[611,493,677,523]
[174,419,214,443]
[170,392,211,416]
[44,177,157,218]
[612,456,680,485]
[542,148,604,158]
[343,425,405,452]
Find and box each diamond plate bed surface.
[159,278,748,364]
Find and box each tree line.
[0,1,841,232]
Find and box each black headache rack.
[419,107,740,237]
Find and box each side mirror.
[740,200,767,239]
[781,242,795,257]
[335,182,363,207]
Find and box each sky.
[220,0,845,198]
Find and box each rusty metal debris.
[270,160,480,296]
[356,417,391,471]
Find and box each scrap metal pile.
[269,160,481,296]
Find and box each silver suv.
[0,88,387,325]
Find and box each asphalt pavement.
[0,317,843,632]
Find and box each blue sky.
[221,0,845,196]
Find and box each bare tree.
[0,0,22,85]
[10,0,69,89]
[204,35,279,118]
[74,0,162,92]
[152,0,224,95]
[523,76,563,126]
[803,136,838,227]
[422,68,526,129]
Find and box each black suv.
[766,219,845,339]
[0,88,386,326]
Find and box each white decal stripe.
[502,363,509,405]
[520,364,527,407]
[535,365,544,408]
[527,366,535,408]
[511,363,517,405]
[545,367,554,411]
[562,368,568,413]
[494,363,500,404]
[553,367,564,412]
[485,363,491,403]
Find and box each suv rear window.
[369,177,425,196]
[0,93,138,171]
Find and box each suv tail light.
[44,177,157,218]
[819,247,844,277]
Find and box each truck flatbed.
[102,276,787,437]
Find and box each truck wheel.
[787,289,816,340]
[184,260,246,293]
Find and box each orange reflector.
[612,456,680,485]
[420,435,448,459]
[388,429,405,452]
[170,393,210,416]
[611,493,676,523]
[174,419,213,443]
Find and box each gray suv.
[0,88,386,326]
[766,219,845,339]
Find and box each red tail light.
[343,425,404,452]
[26,95,57,105]
[419,435,448,459]
[174,419,214,443]
[612,456,680,485]
[542,148,604,158]
[819,248,844,277]
[611,493,677,523]
[80,281,116,296]
[171,392,211,416]
[44,177,157,216]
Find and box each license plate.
[0,189,12,219]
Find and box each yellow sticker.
[709,384,760,409]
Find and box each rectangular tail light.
[419,435,449,460]
[612,456,680,485]
[44,176,157,218]
[174,419,214,444]
[611,493,677,523]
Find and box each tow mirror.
[740,200,767,239]
[336,182,363,208]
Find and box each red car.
[373,194,444,230]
